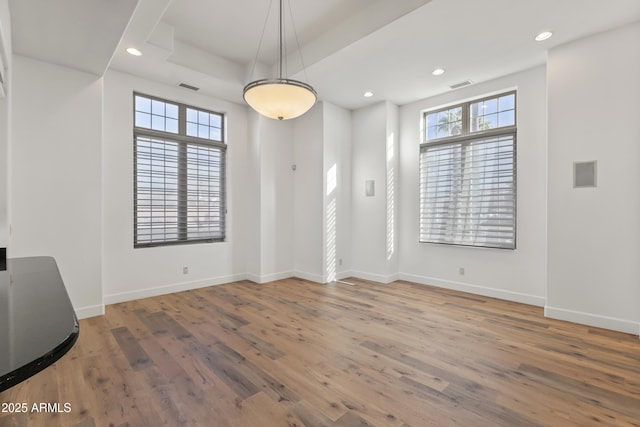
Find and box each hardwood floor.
[1,277,640,426]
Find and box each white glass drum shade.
[243,79,317,120]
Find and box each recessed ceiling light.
[364,91,374,98]
[126,47,143,56]
[535,31,553,42]
[432,68,445,76]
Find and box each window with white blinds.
[134,94,226,247]
[420,92,516,249]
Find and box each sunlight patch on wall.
[326,163,338,282]
[326,198,337,283]
[386,133,395,261]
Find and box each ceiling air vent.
[178,82,200,91]
[450,80,472,90]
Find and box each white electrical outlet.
[183,266,189,274]
[459,267,465,275]
[338,258,343,266]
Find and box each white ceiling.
[9,0,640,110]
[9,0,137,76]
[162,0,381,65]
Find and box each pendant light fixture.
[243,0,317,120]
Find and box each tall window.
[133,94,226,247]
[420,91,516,249]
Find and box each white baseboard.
[93,269,640,338]
[336,270,353,281]
[348,270,400,284]
[398,273,545,307]
[545,305,640,336]
[284,270,356,284]
[292,270,325,284]
[75,304,105,320]
[103,274,245,305]
[248,270,365,284]
[244,273,261,283]
[243,270,295,284]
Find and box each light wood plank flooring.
[1,277,640,426]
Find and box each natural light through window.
[325,163,338,283]
[419,91,517,249]
[386,133,395,261]
[326,198,337,283]
[133,93,226,247]
[326,164,337,196]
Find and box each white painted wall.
[291,101,352,283]
[258,116,294,282]
[352,102,387,279]
[398,66,548,306]
[242,101,351,285]
[322,102,352,281]
[0,0,11,252]
[11,56,103,318]
[293,103,324,282]
[385,102,400,277]
[102,70,248,304]
[351,101,400,282]
[241,110,262,280]
[0,0,11,355]
[546,23,640,334]
[226,110,294,284]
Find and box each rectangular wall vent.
[178,82,200,91]
[574,161,597,188]
[450,80,472,90]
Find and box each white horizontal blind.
[419,133,516,249]
[186,144,225,240]
[134,94,226,247]
[135,137,180,244]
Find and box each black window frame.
[420,90,517,250]
[133,92,226,248]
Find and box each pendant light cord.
[287,0,312,86]
[248,0,274,83]
[278,0,284,79]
